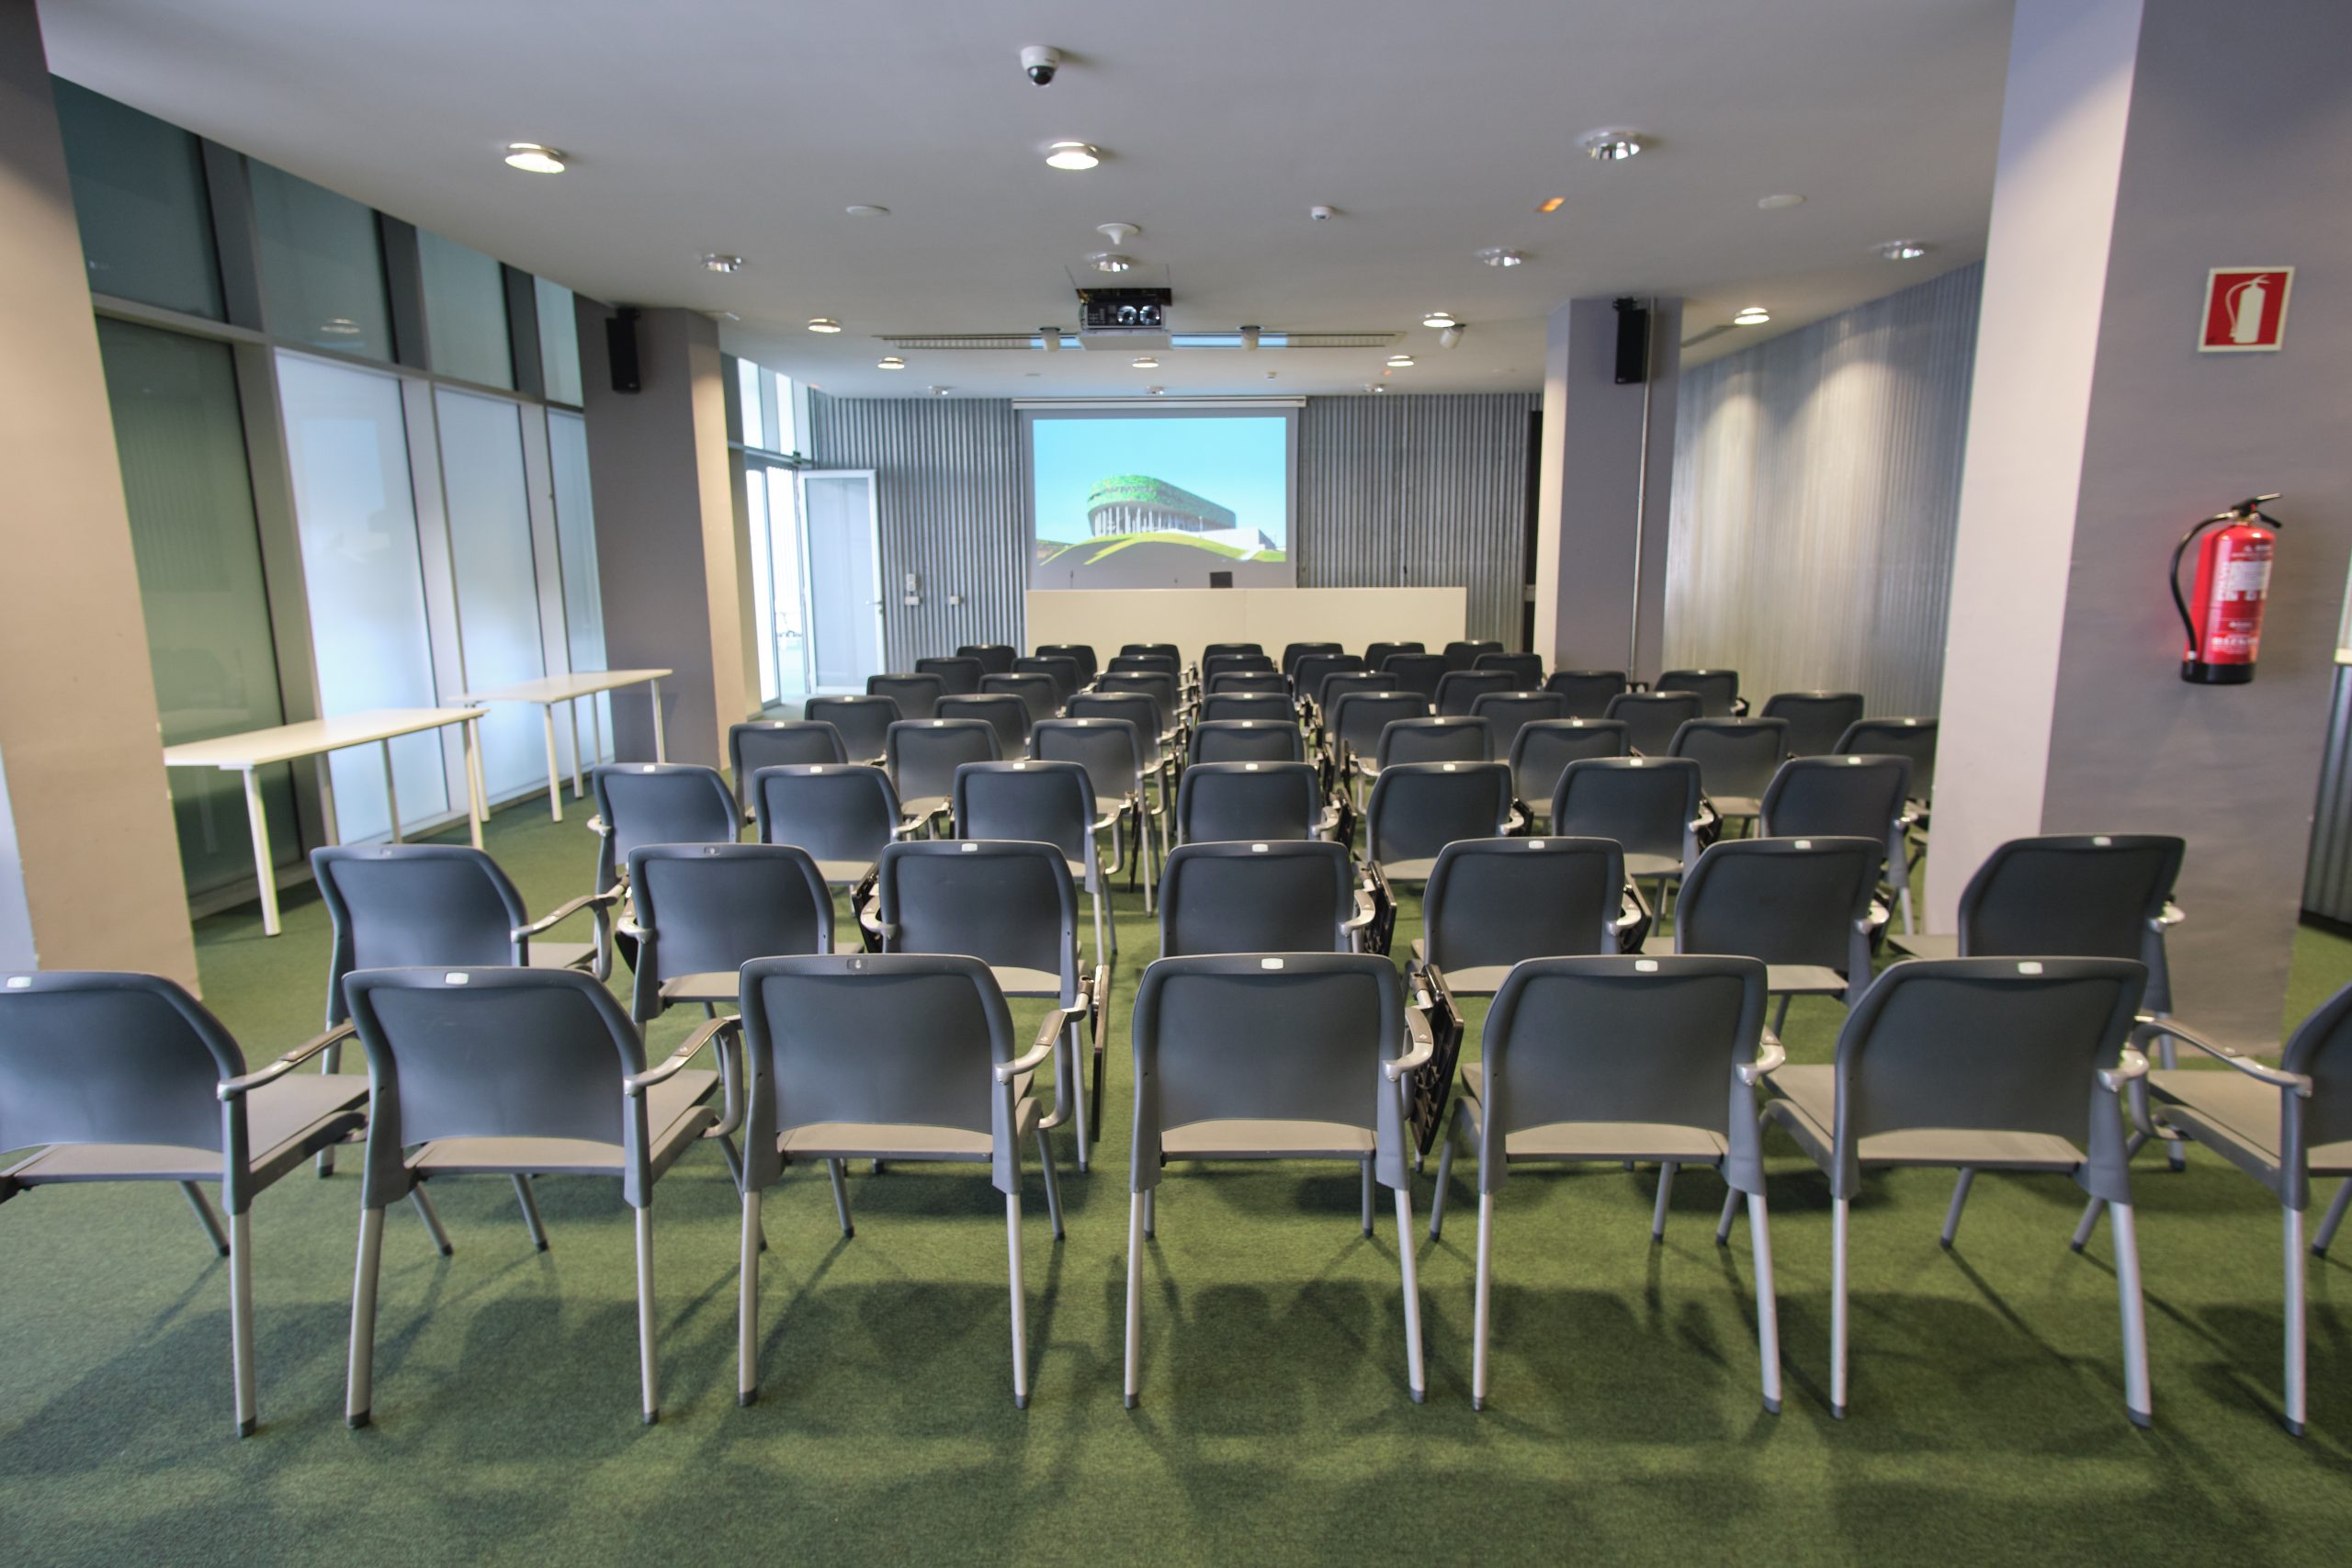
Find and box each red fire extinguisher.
[2170,494,2284,684]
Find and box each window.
[417,231,514,389]
[52,79,225,320]
[435,389,545,796]
[536,278,584,406]
[250,163,395,359]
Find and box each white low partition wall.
[1024,587,1467,664]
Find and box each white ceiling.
[41,0,2012,399]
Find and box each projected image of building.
[1086,475,1273,553]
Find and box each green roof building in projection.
[1086,474,1273,553]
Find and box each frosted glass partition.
[548,411,611,756]
[418,230,514,389]
[53,80,224,320]
[251,164,394,359]
[536,278,583,407]
[745,468,780,705]
[276,353,447,839]
[436,390,548,797]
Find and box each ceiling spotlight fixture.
[1096,221,1140,245]
[876,355,906,370]
[699,253,743,273]
[1387,355,1414,367]
[1310,205,1338,221]
[1537,197,1566,214]
[1087,253,1136,273]
[1240,324,1261,351]
[1476,247,1529,268]
[1733,306,1771,326]
[927,385,951,396]
[1130,355,1159,368]
[844,204,890,217]
[503,143,567,174]
[1757,193,1805,209]
[1580,129,1645,162]
[1438,324,1464,349]
[806,316,842,333]
[1421,310,1457,329]
[1874,239,1935,261]
[1374,383,1390,394]
[1146,386,1164,396]
[1044,141,1102,171]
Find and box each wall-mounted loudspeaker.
[1612,297,1650,386]
[606,308,642,394]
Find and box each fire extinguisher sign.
[2199,266,2292,352]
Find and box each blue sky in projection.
[1031,416,1288,546]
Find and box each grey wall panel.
[1666,263,1982,716]
[808,392,1025,666]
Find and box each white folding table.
[163,707,487,937]
[456,669,672,822]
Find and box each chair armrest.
[2132,1015,2311,1093]
[2097,1047,2150,1094]
[1091,809,1123,836]
[997,1009,1067,1084]
[1344,886,1378,932]
[862,906,894,942]
[1738,1027,1787,1086]
[890,819,927,840]
[585,814,610,838]
[2154,901,2187,931]
[1859,899,1891,937]
[513,887,621,941]
[1616,881,1652,936]
[626,1013,738,1095]
[1385,1002,1437,1082]
[220,1021,359,1100]
[1690,803,1719,834]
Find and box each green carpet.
[5,797,2351,1567]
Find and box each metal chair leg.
[514,1174,549,1251]
[315,1037,343,1177]
[1124,1190,1146,1407]
[1651,1162,1677,1243]
[1395,1185,1426,1403]
[2110,1201,2152,1427]
[1037,1128,1066,1240]
[2285,1202,2307,1436]
[1144,1187,1156,1239]
[1715,1185,1741,1247]
[1472,1191,1494,1410]
[1831,1195,1850,1419]
[635,1204,659,1425]
[179,1181,230,1257]
[738,1190,762,1406]
[229,1209,256,1437]
[1361,1158,1375,1237]
[411,1186,453,1256]
[1068,1017,1091,1175]
[1748,1191,1782,1414]
[827,1159,854,1236]
[1939,1168,1974,1249]
[716,1135,769,1248]
[346,1205,384,1428]
[2314,1178,2352,1256]
[1770,994,1792,1039]
[2071,1195,2106,1253]
[1005,1189,1029,1408]
[1428,1119,1456,1241]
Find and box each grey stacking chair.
[1201,691,1296,726]
[589,763,739,896]
[1203,640,1264,663]
[960,642,1017,675]
[1069,691,1175,825]
[982,671,1061,726]
[1414,836,1634,997]
[2079,984,2352,1435]
[1657,668,1743,717]
[1209,671,1289,697]
[1282,640,1344,679]
[938,692,1032,755]
[1317,670,1396,721]
[340,965,733,1427]
[1366,761,1517,883]
[914,656,985,697]
[1736,956,2151,1425]
[1375,715,1492,770]
[1442,639,1504,672]
[0,970,369,1437]
[1292,652,1362,707]
[884,717,1001,827]
[1763,691,1865,758]
[1758,754,1917,929]
[1544,669,1630,719]
[867,671,944,722]
[1363,639,1424,671]
[1174,760,1325,845]
[1096,672,1179,738]
[1381,652,1449,703]
[1123,953,1432,1405]
[954,758,1120,964]
[1107,653,1176,681]
[1510,717,1628,827]
[804,694,900,764]
[753,762,911,888]
[1668,716,1790,827]
[1605,690,1704,756]
[1034,642,1097,684]
[1550,756,1711,888]
[1839,717,1936,800]
[1124,641,1181,666]
[1672,836,1885,1032]
[624,842,834,1020]
[1436,671,1513,717]
[1472,691,1566,774]
[1015,655,1080,704]
[1202,652,1274,687]
[875,839,1103,1169]
[1475,651,1545,689]
[729,721,847,802]
[1158,839,1371,955]
[1031,716,1159,911]
[1189,718,1306,765]
[1331,691,1430,806]
[1427,954,1781,1411]
[730,953,1062,1408]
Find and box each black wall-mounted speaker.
[1612,297,1650,385]
[606,309,641,394]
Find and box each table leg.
[381,740,402,844]
[568,700,586,799]
[242,768,280,937]
[650,678,667,762]
[542,705,564,823]
[464,718,486,850]
[590,697,604,774]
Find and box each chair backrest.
[1822,958,2147,1200]
[1030,716,1148,801]
[1292,653,1363,703]
[1281,641,1344,678]
[752,763,900,868]
[952,760,1095,866]
[1474,651,1544,689]
[1422,836,1625,975]
[1123,642,1181,666]
[1675,837,1883,1000]
[1363,640,1424,670]
[1381,651,1448,700]
[884,718,1001,806]
[867,671,944,722]
[1016,654,1081,701]
[1200,691,1295,726]
[1106,653,1177,682]
[1477,955,1770,1193]
[1758,754,1910,848]
[2284,982,2352,1174]
[1375,715,1493,769]
[1096,671,1176,726]
[1129,954,1409,1193]
[913,656,985,697]
[730,720,847,784]
[590,764,739,890]
[1956,834,2184,977]
[936,693,1032,754]
[1330,691,1431,764]
[1837,716,1938,799]
[1544,669,1630,719]
[1203,652,1275,685]
[1034,642,1098,684]
[1441,639,1503,673]
[1067,692,1167,764]
[0,971,244,1164]
[1435,670,1514,717]
[1550,757,1702,869]
[980,671,1060,723]
[876,840,1079,999]
[312,844,531,1023]
[1510,717,1631,809]
[803,694,900,761]
[1158,840,1356,956]
[1202,641,1264,663]
[1761,691,1866,758]
[1209,671,1289,696]
[959,643,1017,675]
[735,953,1020,1192]
[1189,718,1306,765]
[1668,717,1790,803]
[1604,690,1704,755]
[1472,691,1567,767]
[343,966,654,1205]
[1657,668,1740,717]
[1366,761,1515,871]
[1317,670,1394,716]
[625,842,834,1019]
[1175,761,1323,844]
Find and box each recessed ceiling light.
[927,385,951,396]
[807,317,842,333]
[1096,221,1141,244]
[1088,253,1136,274]
[1131,355,1159,368]
[320,317,360,335]
[1387,355,1414,367]
[1580,129,1645,162]
[1733,306,1771,326]
[1044,141,1102,171]
[1874,239,1935,261]
[1536,197,1566,213]
[877,355,905,369]
[503,143,566,174]
[844,204,890,217]
[1374,384,1390,394]
[1422,310,1457,329]
[1476,248,1529,268]
[699,254,743,273]
[1757,194,1805,209]
[1147,386,1164,396]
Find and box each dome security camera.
[1022,45,1061,85]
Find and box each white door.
[797,469,885,691]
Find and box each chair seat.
[1767,964,1848,995]
[989,964,1070,999]
[1160,1117,1374,1162]
[527,942,597,973]
[1458,1066,1727,1164]
[409,1070,718,1181]
[1377,858,1437,883]
[1762,1064,2087,1173]
[815,859,875,886]
[777,1097,1040,1164]
[1888,932,1960,961]
[900,796,949,822]
[5,1072,370,1188]
[661,973,738,1005]
[2149,1067,2352,1194]
[1623,852,1683,879]
[1437,964,1515,996]
[1713,795,1761,818]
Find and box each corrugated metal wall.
[1298,392,1538,647]
[1666,263,1983,716]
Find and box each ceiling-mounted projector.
[1075,285,1173,349]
